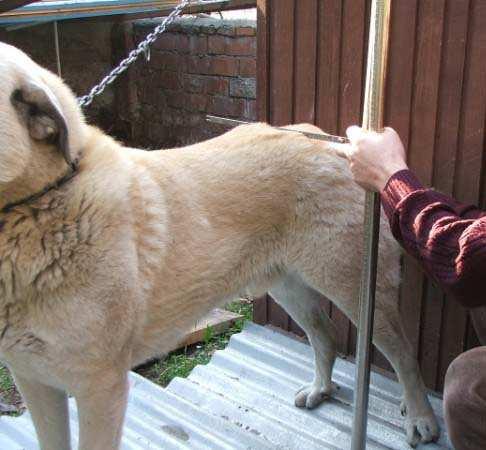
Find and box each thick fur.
[0,42,439,449]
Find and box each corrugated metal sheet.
[0,322,451,449]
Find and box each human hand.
[338,126,408,191]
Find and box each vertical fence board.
[269,0,295,125]
[293,0,318,124]
[315,0,342,133]
[405,1,446,371]
[256,0,270,122]
[334,0,367,358]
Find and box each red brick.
[157,71,181,90]
[239,57,256,77]
[207,35,226,54]
[151,52,185,71]
[208,56,239,76]
[186,93,209,112]
[236,26,256,37]
[175,34,190,53]
[163,107,185,126]
[165,90,185,109]
[226,37,256,57]
[182,74,205,93]
[152,33,177,51]
[187,56,210,74]
[205,77,229,95]
[189,35,208,54]
[208,96,245,118]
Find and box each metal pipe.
[53,21,62,77]
[351,1,391,449]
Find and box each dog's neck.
[1,164,78,214]
[0,150,78,214]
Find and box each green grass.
[0,365,23,415]
[0,366,14,392]
[136,298,253,387]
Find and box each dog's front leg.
[75,371,129,450]
[12,372,71,450]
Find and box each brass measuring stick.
[351,1,391,449]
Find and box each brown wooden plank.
[176,309,243,350]
[338,0,365,133]
[314,0,347,353]
[433,0,469,195]
[399,1,446,369]
[257,0,270,121]
[315,0,342,133]
[384,0,420,362]
[454,0,486,205]
[267,295,290,331]
[289,318,305,337]
[420,282,445,390]
[252,295,268,325]
[408,0,446,184]
[384,0,418,148]
[269,0,295,125]
[293,0,318,124]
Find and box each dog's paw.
[294,383,333,409]
[404,415,440,448]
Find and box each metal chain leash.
[78,0,192,107]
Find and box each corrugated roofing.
[0,322,451,449]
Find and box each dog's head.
[0,42,87,186]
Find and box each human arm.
[342,126,486,308]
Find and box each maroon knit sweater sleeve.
[381,169,486,308]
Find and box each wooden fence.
[254,0,486,392]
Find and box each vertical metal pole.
[53,21,62,77]
[351,1,391,449]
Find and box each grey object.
[352,0,392,448]
[0,323,450,449]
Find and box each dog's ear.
[11,80,72,166]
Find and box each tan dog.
[0,42,439,449]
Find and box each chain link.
[78,0,192,107]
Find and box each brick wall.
[0,16,257,149]
[133,17,257,148]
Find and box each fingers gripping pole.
[351,1,391,449]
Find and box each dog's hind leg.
[371,302,440,446]
[12,372,71,450]
[270,273,337,409]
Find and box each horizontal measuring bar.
[206,115,350,145]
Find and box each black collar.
[1,162,79,214]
